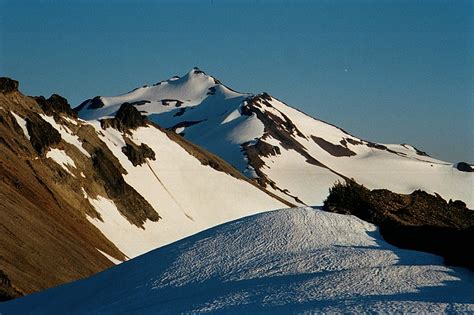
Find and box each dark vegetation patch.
[0,77,19,94]
[101,103,147,132]
[323,180,474,271]
[91,147,160,226]
[25,114,61,155]
[311,136,356,157]
[0,270,23,301]
[456,162,473,172]
[122,139,156,166]
[34,94,76,118]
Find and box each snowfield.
[77,68,473,208]
[3,207,473,313]
[85,123,285,258]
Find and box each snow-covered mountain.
[76,68,473,208]
[3,207,473,313]
[0,78,286,298]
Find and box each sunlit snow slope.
[76,68,473,208]
[3,208,473,313]
[86,122,286,257]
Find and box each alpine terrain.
[76,68,473,208]
[0,77,287,299]
[0,67,472,311]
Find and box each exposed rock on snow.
[0,81,286,298]
[121,139,156,167]
[25,114,61,155]
[456,162,473,172]
[34,94,76,118]
[76,69,474,208]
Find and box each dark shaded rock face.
[323,180,474,271]
[25,114,61,155]
[242,94,324,168]
[0,270,22,301]
[456,162,473,172]
[34,94,76,118]
[243,140,281,172]
[88,96,104,109]
[311,136,356,157]
[100,103,148,132]
[74,96,104,113]
[0,78,19,94]
[115,102,147,130]
[122,140,156,166]
[91,147,160,226]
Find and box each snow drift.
[3,208,473,313]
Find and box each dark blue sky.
[1,0,472,162]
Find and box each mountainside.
[76,68,473,208]
[3,207,473,313]
[0,78,286,298]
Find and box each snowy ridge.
[77,69,473,208]
[3,208,473,313]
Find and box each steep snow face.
[85,122,285,258]
[4,208,473,313]
[76,69,473,208]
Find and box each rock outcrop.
[456,162,473,172]
[323,180,474,271]
[25,113,62,155]
[34,94,76,118]
[0,77,19,94]
[100,102,147,132]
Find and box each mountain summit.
[76,69,473,208]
